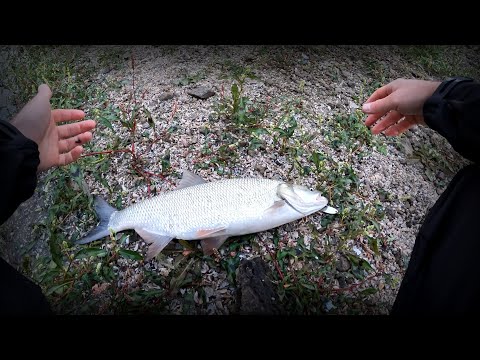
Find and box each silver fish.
[77,170,338,259]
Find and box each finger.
[384,117,418,136]
[52,109,86,123]
[362,95,396,115]
[371,111,404,134]
[58,132,93,153]
[59,146,84,166]
[363,83,393,106]
[364,112,385,127]
[57,120,96,139]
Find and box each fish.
[76,170,338,260]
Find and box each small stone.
[348,100,359,109]
[204,287,214,299]
[337,276,347,288]
[264,79,274,87]
[336,255,351,272]
[158,92,175,101]
[386,207,396,219]
[400,138,414,156]
[187,87,215,100]
[255,164,266,173]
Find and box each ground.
[0,45,478,315]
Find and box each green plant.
[211,63,264,128]
[175,70,206,86]
[401,45,480,79]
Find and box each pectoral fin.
[263,200,287,215]
[135,228,173,260]
[177,170,207,189]
[201,236,229,256]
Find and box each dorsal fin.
[177,169,207,189]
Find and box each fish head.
[277,183,329,215]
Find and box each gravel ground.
[1,45,477,314]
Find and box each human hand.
[10,84,96,172]
[362,78,441,136]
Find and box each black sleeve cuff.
[423,77,474,136]
[423,77,480,163]
[0,120,40,224]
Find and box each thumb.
[10,84,52,144]
[362,95,394,114]
[37,84,52,100]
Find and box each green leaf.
[274,127,287,137]
[360,287,377,296]
[248,138,263,150]
[272,229,280,247]
[162,151,171,172]
[231,83,239,100]
[118,233,129,245]
[311,151,320,170]
[360,258,373,272]
[250,128,270,137]
[370,219,381,234]
[99,116,114,130]
[425,168,436,181]
[367,236,379,255]
[146,115,155,130]
[115,194,123,209]
[277,249,296,261]
[46,282,70,296]
[167,124,179,133]
[377,144,388,155]
[118,248,143,261]
[300,282,317,291]
[74,247,108,259]
[48,233,63,268]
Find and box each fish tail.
[76,196,117,244]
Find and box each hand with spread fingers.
[362,78,441,136]
[10,84,96,172]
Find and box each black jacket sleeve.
[0,120,40,225]
[423,77,480,163]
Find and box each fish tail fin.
[76,196,117,244]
